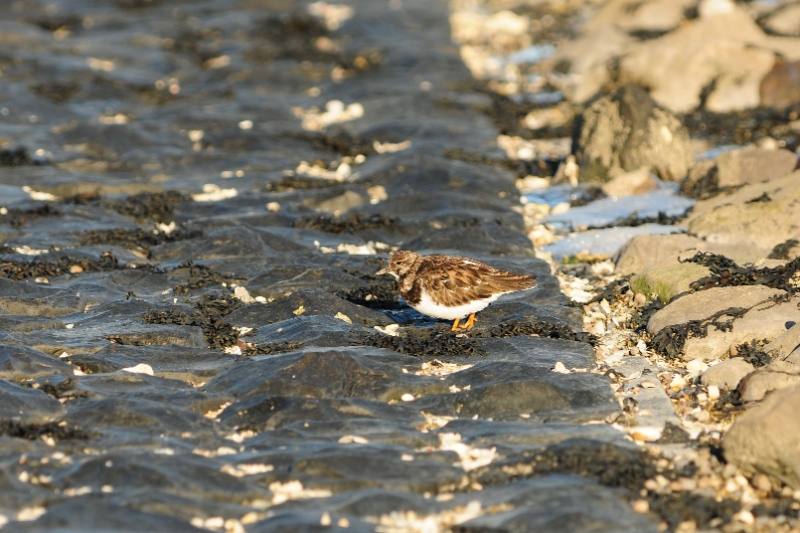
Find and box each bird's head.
[376,250,420,280]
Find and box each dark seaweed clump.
[651,307,749,360]
[0,204,62,229]
[354,317,593,357]
[685,252,800,294]
[0,147,33,166]
[80,227,202,257]
[103,191,190,223]
[0,251,124,280]
[142,294,243,350]
[168,261,239,295]
[294,213,404,234]
[0,419,90,441]
[142,293,303,355]
[733,338,772,368]
[355,324,488,357]
[293,129,377,158]
[768,239,799,260]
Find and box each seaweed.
[684,252,800,294]
[651,306,749,359]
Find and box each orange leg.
[463,313,477,331]
[451,318,461,331]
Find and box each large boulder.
[574,85,693,183]
[724,383,800,488]
[618,7,780,112]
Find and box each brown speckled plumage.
[378,250,537,331]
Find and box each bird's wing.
[416,257,536,307]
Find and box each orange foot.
[451,318,461,331]
[463,312,477,331]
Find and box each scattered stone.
[600,168,659,197]
[739,361,800,402]
[700,358,755,391]
[760,60,800,109]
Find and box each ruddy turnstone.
[377,250,536,331]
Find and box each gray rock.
[739,361,800,402]
[226,290,392,328]
[575,85,693,183]
[724,383,800,488]
[647,285,784,335]
[0,379,65,422]
[701,358,755,391]
[0,344,73,380]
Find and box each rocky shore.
[0,0,799,532]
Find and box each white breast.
[409,289,503,320]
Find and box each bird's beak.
[376,267,389,276]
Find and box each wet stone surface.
[0,0,657,532]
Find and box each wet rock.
[414,364,617,422]
[226,290,391,328]
[456,476,655,533]
[0,278,86,317]
[739,361,800,402]
[687,171,800,252]
[647,285,783,334]
[574,85,693,183]
[8,499,206,533]
[244,264,372,302]
[614,233,704,276]
[724,383,800,488]
[218,393,424,432]
[715,147,797,187]
[205,346,450,403]
[701,358,754,390]
[0,345,73,380]
[683,296,800,361]
[0,380,65,422]
[245,315,373,349]
[619,8,779,112]
[760,60,800,109]
[62,397,217,438]
[106,325,208,348]
[149,226,282,261]
[401,222,534,257]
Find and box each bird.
[377,250,537,331]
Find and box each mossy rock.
[630,263,710,302]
